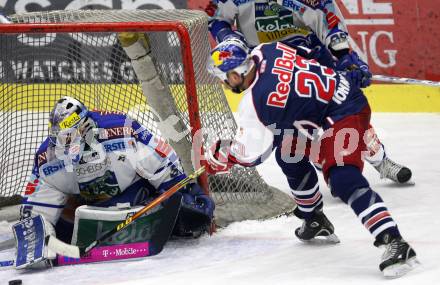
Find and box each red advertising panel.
[335,0,440,81]
[189,0,440,81]
[1,0,438,80]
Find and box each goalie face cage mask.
[48,97,89,148]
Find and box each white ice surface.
[1,113,439,285]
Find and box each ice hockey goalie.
[12,96,214,269]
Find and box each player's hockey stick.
[372,75,440,87]
[48,166,206,259]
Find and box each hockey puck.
[9,280,22,285]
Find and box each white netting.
[0,9,295,225]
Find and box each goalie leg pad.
[13,215,55,269]
[72,194,182,256]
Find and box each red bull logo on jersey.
[267,43,297,108]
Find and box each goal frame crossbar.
[0,22,209,193]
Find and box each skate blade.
[400,180,416,186]
[383,257,420,279]
[299,233,340,245]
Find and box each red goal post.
[0,9,295,225]
[0,21,209,192]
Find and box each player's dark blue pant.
[275,105,401,242]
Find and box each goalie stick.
[47,166,206,259]
[372,75,440,87]
[1,184,185,270]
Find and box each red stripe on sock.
[294,192,322,206]
[365,211,391,229]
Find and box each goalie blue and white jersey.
[22,111,186,225]
[229,42,368,165]
[209,0,349,51]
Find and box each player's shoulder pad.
[89,110,128,128]
[295,0,330,10]
[90,111,153,144]
[34,137,51,168]
[251,43,266,55]
[230,0,252,6]
[212,0,232,4]
[251,42,278,59]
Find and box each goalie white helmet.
[48,96,89,148]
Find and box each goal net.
[0,9,295,226]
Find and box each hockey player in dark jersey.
[13,96,214,269]
[205,39,418,277]
[205,0,412,184]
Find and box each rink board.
[225,84,440,113]
[1,83,439,112]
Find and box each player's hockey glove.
[206,139,235,175]
[335,51,372,88]
[204,1,218,17]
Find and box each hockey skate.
[375,237,420,278]
[295,210,340,244]
[374,157,412,184]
